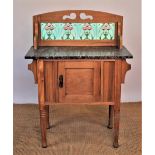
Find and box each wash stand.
[25,10,133,148]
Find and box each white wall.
[13,0,141,103]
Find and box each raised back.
[33,10,123,49]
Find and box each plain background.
[13,0,141,103]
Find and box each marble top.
[25,46,133,60]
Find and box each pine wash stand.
[25,10,133,148]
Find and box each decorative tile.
[41,23,115,40]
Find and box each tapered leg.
[113,109,120,148]
[113,60,121,148]
[45,105,50,129]
[40,109,47,148]
[107,105,113,129]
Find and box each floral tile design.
[41,23,115,40]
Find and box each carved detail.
[80,13,93,20]
[28,60,38,84]
[40,109,47,148]
[121,60,131,83]
[40,109,47,118]
[63,13,76,20]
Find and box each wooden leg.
[45,105,50,129]
[107,105,113,129]
[113,109,120,148]
[40,108,47,148]
[37,60,47,148]
[113,60,121,148]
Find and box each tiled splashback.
[41,23,115,40]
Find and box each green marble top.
[25,46,133,60]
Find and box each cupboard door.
[58,61,100,103]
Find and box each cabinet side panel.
[93,62,101,101]
[101,61,115,102]
[44,61,57,103]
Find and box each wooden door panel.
[58,61,100,103]
[65,68,93,95]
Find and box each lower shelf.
[45,101,114,105]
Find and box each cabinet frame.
[28,58,131,148]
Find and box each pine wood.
[34,22,39,50]
[101,61,115,102]
[113,60,122,148]
[28,59,131,148]
[45,101,114,105]
[37,60,47,148]
[58,61,100,103]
